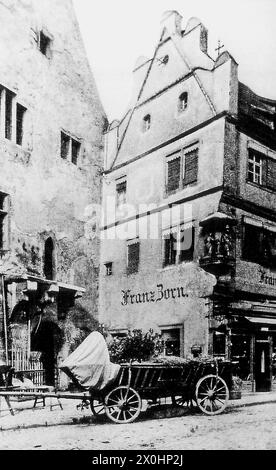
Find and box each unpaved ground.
[0,398,276,450]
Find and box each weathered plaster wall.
[0,0,105,353]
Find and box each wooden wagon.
[89,359,234,424]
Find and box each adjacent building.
[100,11,276,392]
[0,0,106,386]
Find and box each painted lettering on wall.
[260,270,276,287]
[121,283,189,306]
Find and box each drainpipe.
[1,275,8,364]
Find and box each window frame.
[178,92,188,113]
[126,238,140,275]
[166,144,199,196]
[60,130,82,166]
[162,222,195,267]
[142,114,151,133]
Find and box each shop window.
[16,104,26,146]
[213,331,226,357]
[163,223,194,267]
[178,92,188,113]
[230,333,251,380]
[116,180,127,208]
[160,328,181,357]
[166,146,199,195]
[127,240,140,274]
[104,262,113,276]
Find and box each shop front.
[211,306,276,392]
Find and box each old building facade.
[100,11,276,392]
[0,0,106,386]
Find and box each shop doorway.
[255,339,272,392]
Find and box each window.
[159,326,183,357]
[243,220,276,267]
[127,240,140,274]
[16,104,26,146]
[60,131,81,165]
[39,31,51,57]
[5,90,13,140]
[247,148,276,191]
[163,223,194,267]
[44,237,55,280]
[116,180,127,208]
[166,146,199,195]
[0,87,26,146]
[105,262,113,276]
[0,193,8,250]
[178,92,188,113]
[248,149,263,185]
[71,139,81,165]
[142,114,151,132]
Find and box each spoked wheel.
[90,398,105,417]
[195,374,229,416]
[171,395,194,413]
[104,386,142,424]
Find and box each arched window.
[142,114,151,132]
[44,237,54,280]
[178,92,188,112]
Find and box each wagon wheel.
[90,398,106,416]
[171,395,196,412]
[195,374,229,416]
[104,386,142,424]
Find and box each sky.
[72,0,276,121]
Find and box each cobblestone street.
[1,398,276,450]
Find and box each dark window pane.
[116,181,127,207]
[5,91,13,140]
[167,157,180,193]
[40,32,51,56]
[61,132,70,159]
[183,149,198,186]
[164,233,177,266]
[243,224,262,262]
[16,104,25,146]
[71,139,80,165]
[179,226,194,262]
[127,242,140,274]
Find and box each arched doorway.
[44,237,55,280]
[31,321,63,386]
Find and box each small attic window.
[158,54,169,66]
[142,114,151,132]
[178,92,188,113]
[39,31,51,57]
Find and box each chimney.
[161,10,183,37]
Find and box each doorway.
[255,338,272,392]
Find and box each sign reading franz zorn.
[121,283,189,306]
[260,270,276,287]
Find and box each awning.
[199,212,237,227]
[245,316,276,325]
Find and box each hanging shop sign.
[121,283,189,307]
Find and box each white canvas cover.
[60,331,121,391]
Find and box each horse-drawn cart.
[0,332,237,423]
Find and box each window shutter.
[127,242,140,274]
[167,157,180,193]
[183,149,198,186]
[266,158,276,191]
